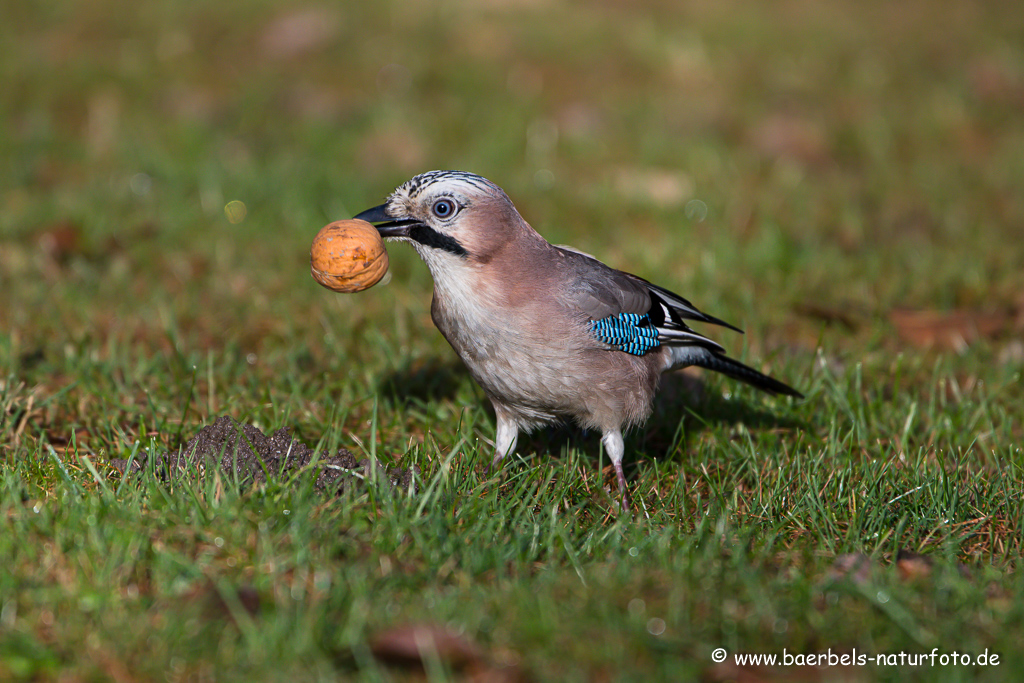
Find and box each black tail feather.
[694,352,803,398]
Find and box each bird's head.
[354,170,531,269]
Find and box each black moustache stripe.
[409,225,469,258]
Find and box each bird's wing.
[634,277,743,333]
[554,245,651,319]
[553,246,734,353]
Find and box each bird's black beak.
[354,204,420,238]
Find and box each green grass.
[2,0,1024,680]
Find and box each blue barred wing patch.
[589,313,660,356]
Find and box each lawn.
[2,0,1023,680]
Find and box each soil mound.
[110,416,416,495]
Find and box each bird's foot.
[613,466,633,514]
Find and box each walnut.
[310,219,389,293]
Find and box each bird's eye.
[431,199,457,219]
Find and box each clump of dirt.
[110,415,417,495]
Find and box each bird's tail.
[691,351,803,398]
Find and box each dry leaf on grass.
[888,308,1010,353]
[794,302,862,331]
[703,661,864,683]
[370,623,530,682]
[370,624,483,670]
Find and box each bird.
[354,170,801,502]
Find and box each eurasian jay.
[355,170,801,500]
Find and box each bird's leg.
[601,429,632,509]
[488,411,519,473]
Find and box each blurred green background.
[2,0,1023,680]
[4,0,1022,366]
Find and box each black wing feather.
[556,246,739,351]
